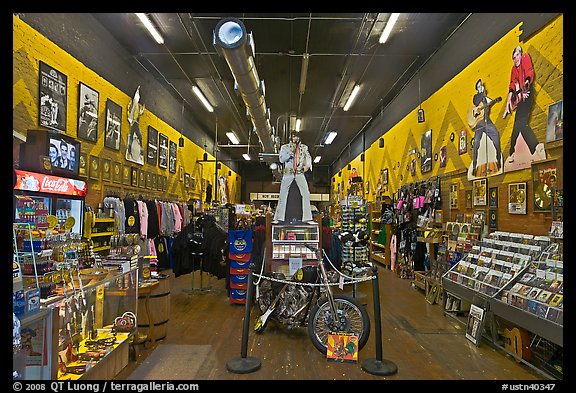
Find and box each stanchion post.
[226,263,261,373]
[361,265,398,376]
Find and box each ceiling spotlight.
[314,156,321,163]
[243,153,251,161]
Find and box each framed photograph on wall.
[472,178,487,206]
[89,155,100,180]
[440,145,447,168]
[382,168,388,185]
[532,159,557,212]
[38,60,67,132]
[421,129,432,173]
[169,140,177,174]
[465,189,472,209]
[112,161,122,183]
[101,158,111,182]
[179,166,184,182]
[508,182,527,215]
[146,171,152,189]
[151,173,158,190]
[458,129,467,155]
[158,133,168,169]
[77,82,99,143]
[489,187,498,208]
[450,184,459,209]
[78,152,87,178]
[489,209,498,231]
[104,99,121,150]
[131,167,139,187]
[185,173,190,188]
[147,126,158,166]
[545,100,563,143]
[138,169,146,189]
[122,164,131,185]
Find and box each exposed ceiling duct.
[213,17,276,154]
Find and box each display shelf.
[19,268,138,380]
[269,222,320,274]
[368,201,392,269]
[84,212,117,255]
[440,231,562,379]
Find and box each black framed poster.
[489,187,498,208]
[169,140,177,174]
[421,129,432,173]
[38,61,67,132]
[185,173,191,188]
[147,126,158,166]
[77,82,99,143]
[105,99,122,150]
[158,133,168,169]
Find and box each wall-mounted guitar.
[502,326,532,362]
[467,97,502,128]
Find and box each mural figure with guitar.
[503,45,545,169]
[468,79,503,177]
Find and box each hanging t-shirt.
[390,234,397,272]
[154,236,170,270]
[137,200,149,239]
[145,199,160,239]
[123,196,140,234]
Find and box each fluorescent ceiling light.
[242,153,251,161]
[226,131,240,145]
[314,156,321,163]
[299,53,310,94]
[192,85,214,112]
[135,13,164,45]
[324,131,337,145]
[343,84,361,111]
[295,118,302,132]
[379,13,400,44]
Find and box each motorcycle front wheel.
[307,295,371,355]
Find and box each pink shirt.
[172,202,182,233]
[137,200,149,239]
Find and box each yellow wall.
[13,15,241,208]
[333,16,563,233]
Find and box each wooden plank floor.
[115,264,545,381]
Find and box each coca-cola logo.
[41,177,70,193]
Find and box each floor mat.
[127,344,212,380]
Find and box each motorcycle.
[253,243,371,354]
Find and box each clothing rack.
[184,216,213,294]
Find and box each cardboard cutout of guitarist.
[468,78,503,178]
[502,45,546,170]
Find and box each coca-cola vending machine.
[13,169,87,234]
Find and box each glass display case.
[270,223,320,276]
[13,268,138,380]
